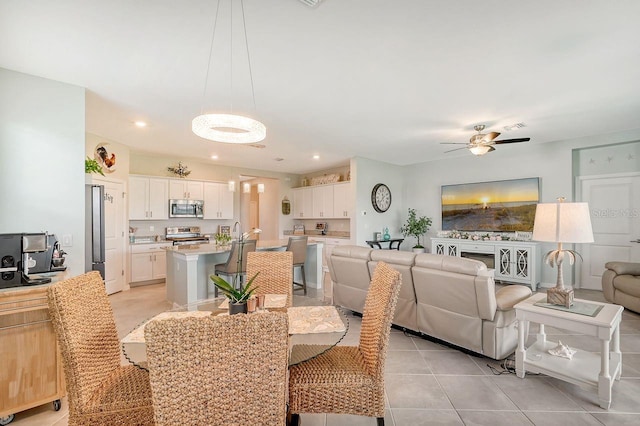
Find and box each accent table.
[514,293,623,409]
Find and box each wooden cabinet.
[431,238,540,290]
[129,243,171,283]
[0,285,65,421]
[129,176,169,220]
[293,182,352,219]
[293,187,313,218]
[203,182,234,219]
[312,185,334,218]
[169,180,204,200]
[332,182,352,218]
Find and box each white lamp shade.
[532,202,594,243]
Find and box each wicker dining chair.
[286,236,308,295]
[288,261,402,426]
[246,250,293,308]
[46,271,154,426]
[145,312,289,426]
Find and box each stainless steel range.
[165,227,210,246]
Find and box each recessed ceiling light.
[211,155,219,160]
[134,121,147,128]
[313,155,320,160]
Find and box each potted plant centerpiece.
[209,226,261,314]
[400,208,432,253]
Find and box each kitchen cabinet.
[129,176,169,220]
[130,243,171,283]
[293,182,352,219]
[293,187,313,218]
[332,182,352,218]
[0,285,65,422]
[169,179,204,200]
[312,185,334,218]
[203,182,234,219]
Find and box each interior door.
[578,174,640,289]
[96,179,126,294]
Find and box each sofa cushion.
[613,274,640,297]
[414,253,488,276]
[605,261,640,276]
[370,250,416,266]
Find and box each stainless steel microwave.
[169,199,204,218]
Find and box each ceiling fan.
[442,124,531,156]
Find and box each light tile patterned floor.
[8,285,640,426]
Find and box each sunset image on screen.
[441,178,539,232]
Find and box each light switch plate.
[62,234,73,246]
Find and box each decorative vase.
[412,247,425,254]
[229,301,248,315]
[383,227,390,241]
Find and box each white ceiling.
[2,0,640,174]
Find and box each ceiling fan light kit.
[442,124,531,156]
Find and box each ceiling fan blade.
[494,137,530,144]
[483,131,500,142]
[444,146,469,153]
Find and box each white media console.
[431,238,541,291]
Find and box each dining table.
[121,295,349,370]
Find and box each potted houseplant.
[400,208,432,253]
[85,157,105,176]
[210,273,259,314]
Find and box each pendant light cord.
[200,0,221,115]
[240,0,258,111]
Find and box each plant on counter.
[210,272,259,304]
[85,157,105,176]
[400,208,432,249]
[214,232,232,246]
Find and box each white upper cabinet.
[332,182,352,218]
[169,179,204,200]
[129,176,169,220]
[203,182,234,219]
[293,187,314,218]
[312,185,334,218]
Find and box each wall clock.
[371,183,392,213]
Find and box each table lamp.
[532,197,594,307]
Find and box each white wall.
[0,68,86,276]
[352,156,406,246]
[401,128,640,286]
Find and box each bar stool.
[286,236,308,295]
[212,240,257,294]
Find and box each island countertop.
[164,239,323,257]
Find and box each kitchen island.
[164,239,324,305]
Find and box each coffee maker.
[0,233,52,288]
[30,234,67,274]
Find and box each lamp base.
[547,287,574,308]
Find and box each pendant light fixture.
[192,0,266,144]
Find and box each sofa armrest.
[605,261,640,276]
[495,285,532,311]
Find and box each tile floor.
[7,285,640,426]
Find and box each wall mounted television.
[441,177,540,232]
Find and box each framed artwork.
[94,143,117,173]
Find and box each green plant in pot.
[210,273,259,315]
[400,208,432,252]
[85,157,105,176]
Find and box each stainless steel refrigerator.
[85,184,105,279]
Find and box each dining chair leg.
[377,417,384,426]
[288,413,300,426]
[299,264,307,295]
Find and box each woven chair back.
[358,261,402,377]
[145,312,289,425]
[247,251,293,307]
[218,239,257,273]
[47,271,121,409]
[286,236,308,266]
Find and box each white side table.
[515,293,623,409]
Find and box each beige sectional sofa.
[329,245,532,360]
